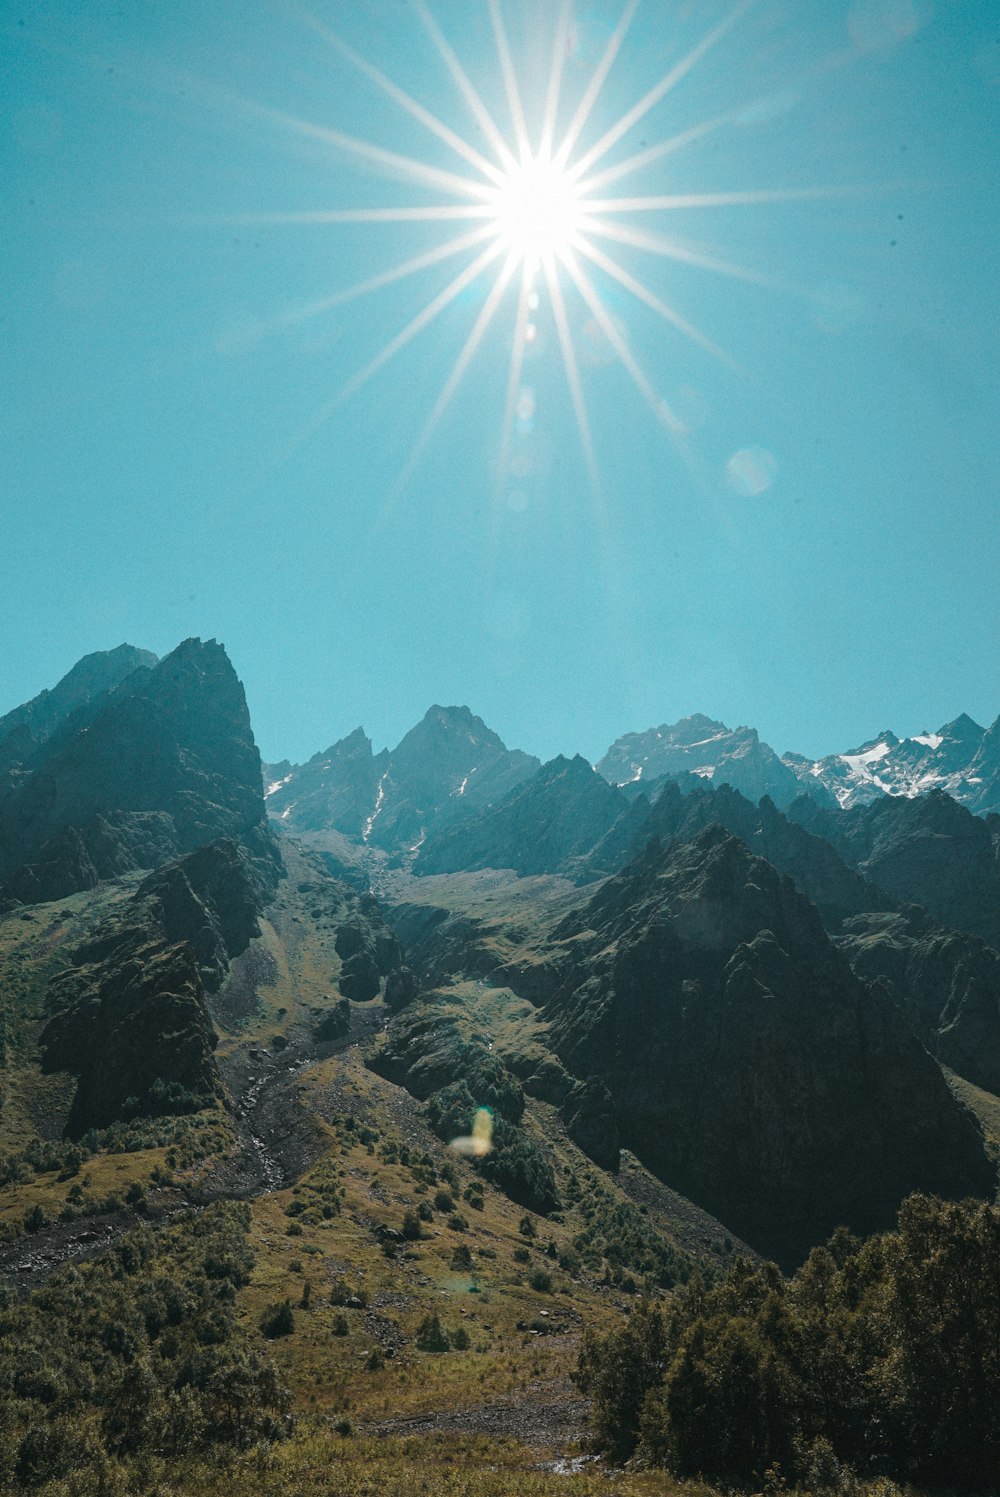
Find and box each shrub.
[415,1314,451,1353]
[401,1209,423,1241]
[259,1300,295,1339]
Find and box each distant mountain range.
[262,704,1000,853]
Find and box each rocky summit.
[597,712,814,808]
[0,638,278,901]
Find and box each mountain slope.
[0,644,157,759]
[267,705,540,852]
[787,787,1000,948]
[541,828,993,1262]
[415,754,626,881]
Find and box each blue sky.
[3,0,999,765]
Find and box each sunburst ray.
[540,0,574,157]
[278,224,501,329]
[498,263,536,493]
[389,250,520,504]
[580,216,784,291]
[572,234,741,371]
[553,0,640,172]
[567,1,756,183]
[415,0,518,174]
[544,257,599,491]
[297,9,506,187]
[488,0,531,160]
[560,249,687,435]
[340,238,508,403]
[251,98,492,200]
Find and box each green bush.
[259,1300,295,1339]
[577,1195,1000,1487]
[415,1313,451,1353]
[0,1202,290,1491]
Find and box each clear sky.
[3,0,999,766]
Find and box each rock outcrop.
[40,839,263,1133]
[839,907,1000,1094]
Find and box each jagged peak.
[938,711,986,741]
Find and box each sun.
[487,150,584,271]
[241,1,843,493]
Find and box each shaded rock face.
[384,966,419,1010]
[266,705,539,851]
[0,812,179,910]
[416,754,626,881]
[40,839,262,1134]
[839,908,1000,1094]
[264,728,387,838]
[787,788,1000,948]
[597,714,815,809]
[0,644,157,759]
[581,781,892,929]
[334,912,403,1001]
[561,1076,620,1171]
[313,998,352,1043]
[0,638,279,899]
[543,828,993,1264]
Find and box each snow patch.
[910,733,943,750]
[362,772,389,844]
[265,773,293,798]
[841,742,892,772]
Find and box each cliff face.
[40,839,263,1135]
[0,639,279,902]
[787,788,1000,947]
[543,828,993,1263]
[839,907,1000,1095]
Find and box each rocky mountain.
[787,787,1000,949]
[0,644,157,776]
[415,754,626,881]
[40,839,262,1133]
[838,907,1000,1095]
[540,827,993,1262]
[264,728,388,839]
[266,705,539,852]
[783,712,1000,813]
[0,638,279,902]
[597,713,816,809]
